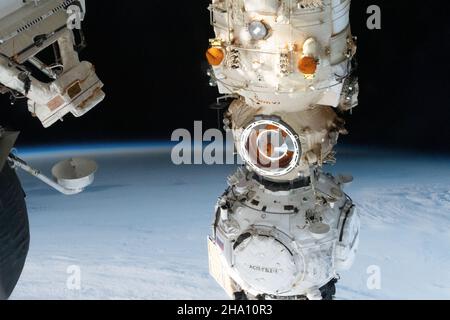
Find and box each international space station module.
[206,0,361,300]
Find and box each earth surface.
[9,143,450,300]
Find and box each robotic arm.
[0,0,104,128]
[0,0,103,194]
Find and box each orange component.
[265,124,288,138]
[206,47,225,66]
[265,143,274,157]
[298,56,318,75]
[47,95,65,111]
[265,124,278,131]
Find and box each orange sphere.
[206,47,225,66]
[298,56,318,75]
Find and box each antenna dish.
[52,158,97,191]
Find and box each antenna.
[52,158,98,192]
[8,155,97,195]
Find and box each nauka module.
[206,0,360,300]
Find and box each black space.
[1,0,449,153]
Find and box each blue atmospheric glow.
[14,141,176,157]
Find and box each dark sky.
[1,0,449,153]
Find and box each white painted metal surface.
[0,0,105,128]
[207,0,360,300]
[0,0,23,20]
[8,155,96,195]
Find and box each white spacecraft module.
[206,0,360,300]
[0,0,105,128]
